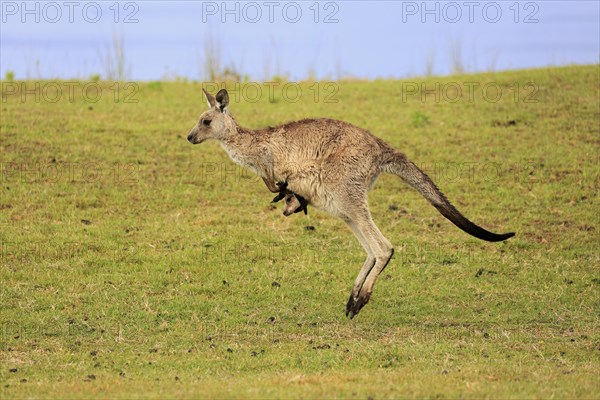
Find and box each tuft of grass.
[0,65,599,399]
[97,30,129,81]
[411,110,430,127]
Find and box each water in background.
[1,1,598,80]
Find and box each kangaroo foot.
[272,192,285,203]
[271,182,289,203]
[295,195,308,215]
[345,290,372,319]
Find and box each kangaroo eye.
[203,119,212,127]
[286,197,292,203]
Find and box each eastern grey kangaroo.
[187,88,515,318]
[280,191,308,216]
[271,182,308,216]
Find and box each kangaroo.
[272,181,309,216]
[187,88,515,318]
[280,191,308,216]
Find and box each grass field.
[1,65,599,399]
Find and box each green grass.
[1,65,599,399]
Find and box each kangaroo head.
[282,193,305,216]
[187,89,236,144]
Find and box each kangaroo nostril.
[187,133,194,142]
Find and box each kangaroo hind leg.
[345,220,376,317]
[341,200,394,318]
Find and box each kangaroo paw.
[272,182,289,203]
[298,195,309,215]
[293,200,308,215]
[276,181,288,190]
[271,192,285,203]
[345,291,371,319]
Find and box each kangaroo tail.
[383,152,515,242]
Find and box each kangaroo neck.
[219,125,273,176]
[220,125,264,154]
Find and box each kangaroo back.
[383,152,515,242]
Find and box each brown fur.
[188,89,514,318]
[281,192,306,216]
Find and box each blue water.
[1,1,598,80]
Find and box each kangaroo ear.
[202,88,216,109]
[215,89,229,114]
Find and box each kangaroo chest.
[220,141,271,177]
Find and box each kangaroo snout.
[187,128,201,144]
